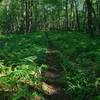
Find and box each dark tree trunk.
[65,0,68,31]
[75,0,80,31]
[85,0,93,36]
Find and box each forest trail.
[43,50,66,100]
[42,32,67,100]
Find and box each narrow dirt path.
[42,32,67,100]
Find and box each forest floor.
[0,32,100,100]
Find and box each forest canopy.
[0,0,100,35]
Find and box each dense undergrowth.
[0,32,100,100]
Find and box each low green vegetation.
[0,32,100,100]
[0,0,99,99]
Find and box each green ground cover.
[0,32,100,100]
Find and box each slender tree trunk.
[96,0,100,33]
[85,0,93,36]
[65,0,68,31]
[75,0,80,31]
[28,0,33,33]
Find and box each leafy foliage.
[0,32,100,100]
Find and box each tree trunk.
[85,0,93,36]
[75,0,80,31]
